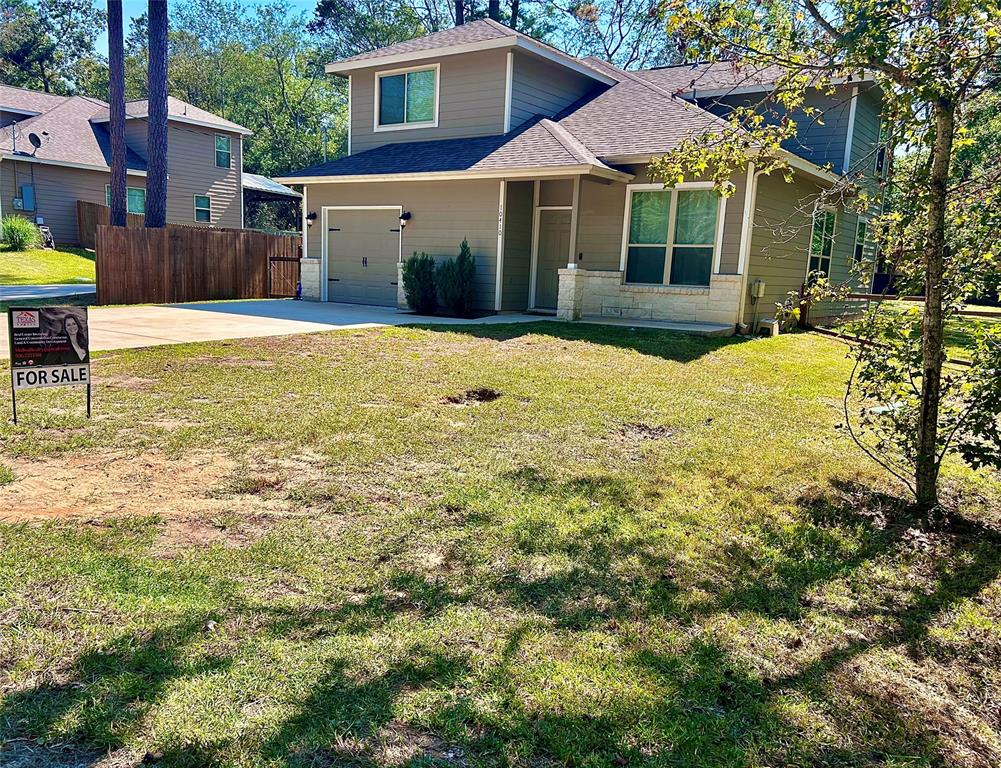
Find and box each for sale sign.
[7,307,91,421]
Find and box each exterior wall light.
[399,211,412,228]
[306,211,317,227]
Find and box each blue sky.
[94,0,318,56]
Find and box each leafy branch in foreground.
[649,0,1001,516]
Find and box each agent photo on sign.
[40,308,90,365]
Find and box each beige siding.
[304,178,500,310]
[500,180,533,310]
[0,158,144,246]
[162,123,243,229]
[350,50,508,154]
[509,51,599,130]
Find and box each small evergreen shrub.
[436,238,476,317]
[1,216,41,250]
[402,251,437,314]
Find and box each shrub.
[402,251,437,314]
[1,215,41,250]
[436,238,476,317]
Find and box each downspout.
[735,161,765,327]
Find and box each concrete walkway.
[0,283,96,302]
[0,300,550,356]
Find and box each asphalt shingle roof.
[89,96,250,134]
[284,116,625,179]
[0,85,69,115]
[633,61,790,95]
[333,19,516,65]
[0,95,147,171]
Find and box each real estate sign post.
[7,307,91,424]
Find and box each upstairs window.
[809,209,837,277]
[215,134,232,168]
[376,65,437,130]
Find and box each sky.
[93,0,318,56]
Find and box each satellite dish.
[28,132,42,149]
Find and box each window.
[194,195,212,223]
[19,184,35,211]
[215,134,231,168]
[376,66,437,129]
[809,209,837,277]
[624,186,719,287]
[853,218,868,263]
[105,185,146,214]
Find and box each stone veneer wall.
[557,269,742,326]
[300,258,321,301]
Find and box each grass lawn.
[865,300,1001,363]
[1,323,999,767]
[0,243,96,286]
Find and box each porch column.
[567,175,581,268]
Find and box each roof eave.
[325,36,617,86]
[90,113,252,136]
[0,153,148,175]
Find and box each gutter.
[0,153,148,176]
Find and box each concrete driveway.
[0,299,550,356]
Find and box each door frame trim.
[529,206,573,311]
[321,205,403,302]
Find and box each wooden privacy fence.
[95,223,301,305]
[77,200,144,249]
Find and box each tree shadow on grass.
[407,321,750,364]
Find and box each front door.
[533,209,571,310]
[326,208,400,306]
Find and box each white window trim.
[320,205,403,303]
[618,181,726,287]
[105,184,146,214]
[853,216,870,262]
[373,63,440,133]
[806,207,838,278]
[215,133,232,169]
[194,194,212,223]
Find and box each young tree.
[656,0,1001,514]
[145,0,169,229]
[551,0,678,69]
[107,0,127,227]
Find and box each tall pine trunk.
[488,0,500,20]
[455,0,464,25]
[914,97,955,511]
[145,0,169,229]
[107,0,127,227]
[510,0,519,29]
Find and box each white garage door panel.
[327,208,401,306]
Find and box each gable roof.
[89,96,250,135]
[0,95,147,173]
[325,18,616,85]
[0,85,70,116]
[634,61,875,97]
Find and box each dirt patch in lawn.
[616,422,674,441]
[442,387,502,406]
[0,449,330,553]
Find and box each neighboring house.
[277,18,884,330]
[0,85,251,246]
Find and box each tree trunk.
[107,0,127,228]
[488,0,500,20]
[914,97,955,511]
[145,0,169,229]
[455,0,464,25]
[510,0,519,29]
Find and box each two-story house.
[0,86,250,246]
[277,18,883,331]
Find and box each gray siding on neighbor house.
[698,85,858,173]
[0,158,145,245]
[501,180,533,310]
[304,178,501,311]
[508,51,600,130]
[848,87,881,176]
[350,49,508,155]
[123,120,244,229]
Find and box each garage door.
[326,208,401,306]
